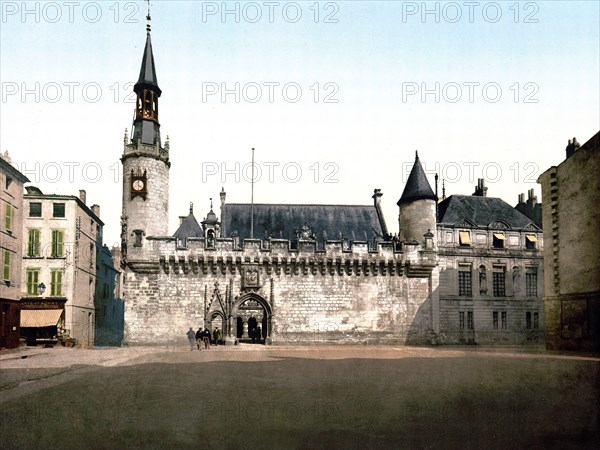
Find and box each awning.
[526,235,538,242]
[20,309,63,328]
[459,231,471,245]
[493,233,506,240]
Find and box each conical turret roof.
[397,152,437,206]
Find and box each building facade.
[437,180,544,345]
[94,244,124,346]
[21,188,103,346]
[0,152,30,349]
[121,20,549,347]
[538,132,600,352]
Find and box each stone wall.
[538,136,600,351]
[123,238,437,346]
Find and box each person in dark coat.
[213,327,221,346]
[195,327,203,350]
[202,328,211,349]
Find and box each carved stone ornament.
[242,266,260,290]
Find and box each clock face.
[132,180,145,191]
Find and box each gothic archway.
[231,293,272,344]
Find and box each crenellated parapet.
[138,236,437,277]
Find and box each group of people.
[186,326,221,350]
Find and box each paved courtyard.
[1,345,599,449]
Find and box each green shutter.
[51,270,63,296]
[5,204,12,232]
[27,269,39,295]
[28,229,41,257]
[2,250,11,281]
[52,230,64,257]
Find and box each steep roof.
[173,212,202,239]
[437,195,536,229]
[222,203,384,243]
[397,153,437,205]
[134,32,161,95]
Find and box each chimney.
[179,216,186,226]
[91,204,100,218]
[372,189,389,239]
[527,189,537,207]
[518,193,525,204]
[566,137,580,158]
[473,178,488,197]
[79,190,87,204]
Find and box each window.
[51,230,64,257]
[27,229,41,257]
[534,312,539,329]
[501,311,507,329]
[2,250,11,281]
[467,311,474,330]
[459,231,471,246]
[493,311,498,330]
[133,230,143,247]
[29,202,42,217]
[526,272,537,297]
[493,267,506,297]
[26,269,40,295]
[89,243,95,268]
[526,312,532,330]
[4,203,13,232]
[492,233,505,248]
[458,269,472,296]
[459,312,465,330]
[6,176,12,189]
[525,234,537,250]
[53,203,65,218]
[50,270,63,296]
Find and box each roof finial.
[189,202,193,214]
[415,150,419,159]
[442,179,446,199]
[210,197,213,210]
[146,0,151,34]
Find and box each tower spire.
[131,3,162,146]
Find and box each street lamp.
[38,283,46,295]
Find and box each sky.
[1,0,599,246]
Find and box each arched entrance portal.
[232,293,272,344]
[209,311,225,345]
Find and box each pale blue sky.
[1,1,599,245]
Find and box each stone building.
[120,19,550,347]
[538,132,600,352]
[0,152,29,349]
[436,179,544,345]
[21,188,103,346]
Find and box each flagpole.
[250,147,255,239]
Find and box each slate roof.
[173,212,202,239]
[397,154,437,205]
[222,203,385,243]
[134,32,161,95]
[437,195,536,229]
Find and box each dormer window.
[525,234,537,249]
[492,233,505,248]
[459,231,471,246]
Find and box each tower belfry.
[121,4,170,260]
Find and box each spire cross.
[146,0,151,33]
[189,202,193,214]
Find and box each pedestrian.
[195,327,203,350]
[213,327,221,346]
[203,328,211,349]
[256,325,262,344]
[186,327,196,351]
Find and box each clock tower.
[121,10,170,261]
